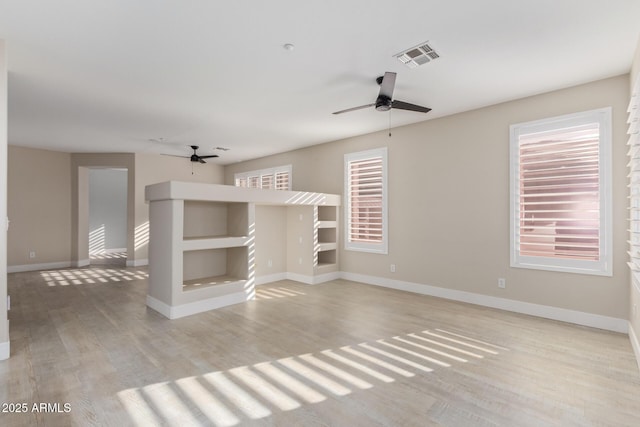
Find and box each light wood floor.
[1,266,640,426]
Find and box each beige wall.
[629,34,640,347]
[6,151,224,269]
[226,75,630,320]
[0,40,8,353]
[8,146,72,267]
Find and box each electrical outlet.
[634,304,638,319]
[268,259,273,268]
[298,257,302,265]
[498,278,506,289]
[390,264,396,273]
[29,251,36,259]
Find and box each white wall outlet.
[498,278,506,289]
[29,250,36,259]
[299,214,303,221]
[268,259,273,268]
[390,264,396,273]
[298,257,302,265]
[634,304,638,319]
[299,236,303,244]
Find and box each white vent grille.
[394,42,440,69]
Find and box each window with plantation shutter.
[345,148,388,253]
[510,108,612,276]
[234,165,292,190]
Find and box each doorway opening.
[88,168,128,266]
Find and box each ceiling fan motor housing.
[375,95,392,111]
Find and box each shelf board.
[182,235,250,251]
[183,275,247,292]
[316,261,337,268]
[317,242,337,252]
[317,220,337,229]
[315,262,338,274]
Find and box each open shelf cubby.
[318,227,336,244]
[317,249,337,266]
[182,246,248,292]
[183,201,249,239]
[317,205,337,221]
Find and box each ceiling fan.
[164,145,219,163]
[332,72,431,115]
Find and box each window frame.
[344,147,388,254]
[234,164,292,190]
[509,107,612,276]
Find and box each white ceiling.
[1,1,639,164]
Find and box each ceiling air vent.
[394,42,440,69]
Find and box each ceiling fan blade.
[198,158,206,164]
[332,103,376,115]
[378,72,397,99]
[161,154,189,158]
[198,155,219,159]
[391,100,432,113]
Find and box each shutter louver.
[348,156,383,243]
[518,124,600,260]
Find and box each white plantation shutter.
[261,174,274,189]
[349,158,383,242]
[248,176,260,188]
[345,148,388,253]
[234,165,292,190]
[518,124,600,260]
[275,171,289,190]
[510,108,612,276]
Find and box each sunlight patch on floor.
[117,328,507,426]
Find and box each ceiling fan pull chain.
[388,110,392,137]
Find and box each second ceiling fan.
[332,72,431,115]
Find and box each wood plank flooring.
[1,265,639,426]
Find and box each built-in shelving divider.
[146,181,340,319]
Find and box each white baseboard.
[8,261,71,273]
[256,273,288,285]
[104,247,127,254]
[7,257,147,272]
[146,296,172,318]
[0,340,9,360]
[90,247,127,255]
[286,271,341,285]
[126,259,148,267]
[342,272,628,333]
[146,292,249,320]
[73,259,90,268]
[630,323,640,374]
[286,272,315,285]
